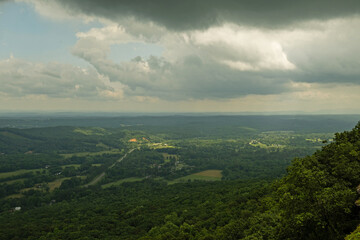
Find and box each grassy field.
[249,140,285,149]
[148,143,177,149]
[96,142,110,149]
[194,170,222,178]
[92,163,102,167]
[168,170,222,184]
[4,178,26,184]
[5,193,23,199]
[20,176,87,192]
[5,176,87,198]
[61,149,122,158]
[249,140,269,148]
[102,177,144,189]
[61,164,81,169]
[0,169,43,179]
[73,127,108,136]
[0,131,30,140]
[48,177,72,191]
[61,164,102,169]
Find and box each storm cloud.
[71,23,297,100]
[54,0,360,30]
[2,0,360,112]
[68,18,360,100]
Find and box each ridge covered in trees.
[0,119,359,239]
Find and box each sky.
[1,0,360,113]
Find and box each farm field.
[73,127,109,136]
[1,115,359,239]
[61,164,102,169]
[169,170,222,184]
[4,178,26,185]
[60,149,123,158]
[194,170,222,178]
[5,193,23,199]
[48,176,86,191]
[92,163,102,167]
[48,177,72,191]
[102,177,144,188]
[61,164,81,169]
[15,176,87,193]
[0,169,43,179]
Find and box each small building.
[129,138,137,142]
[14,207,21,211]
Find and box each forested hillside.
[0,119,359,239]
[3,0,360,238]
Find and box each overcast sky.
[1,0,360,113]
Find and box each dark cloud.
[70,18,360,100]
[56,0,360,30]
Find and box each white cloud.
[277,17,360,81]
[71,23,300,100]
[190,24,296,71]
[75,24,134,43]
[3,1,360,113]
[0,57,121,99]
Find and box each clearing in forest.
[48,177,71,191]
[168,170,222,184]
[101,177,144,188]
[193,170,222,178]
[60,149,122,158]
[0,169,43,179]
[47,176,86,191]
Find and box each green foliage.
[275,122,360,240]
[0,180,271,239]
[0,126,126,154]
[0,119,360,239]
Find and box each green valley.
[0,115,359,239]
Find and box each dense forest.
[0,116,359,239]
